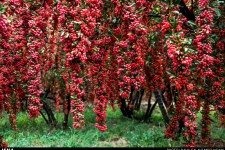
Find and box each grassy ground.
[0,106,225,147]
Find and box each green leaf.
[166,70,176,76]
[187,20,196,26]
[218,0,224,3]
[182,38,192,45]
[64,32,69,38]
[184,47,195,53]
[172,11,180,15]
[197,84,202,89]
[112,18,117,24]
[0,4,8,14]
[71,95,76,99]
[192,92,198,96]
[169,75,176,79]
[72,41,78,47]
[214,8,221,17]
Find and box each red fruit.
[129,104,133,109]
[2,142,8,148]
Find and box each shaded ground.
[196,139,225,148]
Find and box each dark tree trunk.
[128,86,135,106]
[144,94,152,122]
[42,100,58,128]
[164,76,175,113]
[63,95,71,129]
[154,89,170,127]
[39,110,49,125]
[144,94,158,122]
[40,89,58,128]
[136,89,145,111]
[120,97,133,118]
[177,116,185,137]
[134,91,140,110]
[120,97,127,117]
[160,89,166,105]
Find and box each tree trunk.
[154,89,170,127]
[134,91,140,110]
[40,89,58,128]
[63,95,71,129]
[144,94,158,122]
[144,95,152,122]
[120,97,133,118]
[136,89,145,111]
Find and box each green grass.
[0,106,224,147]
